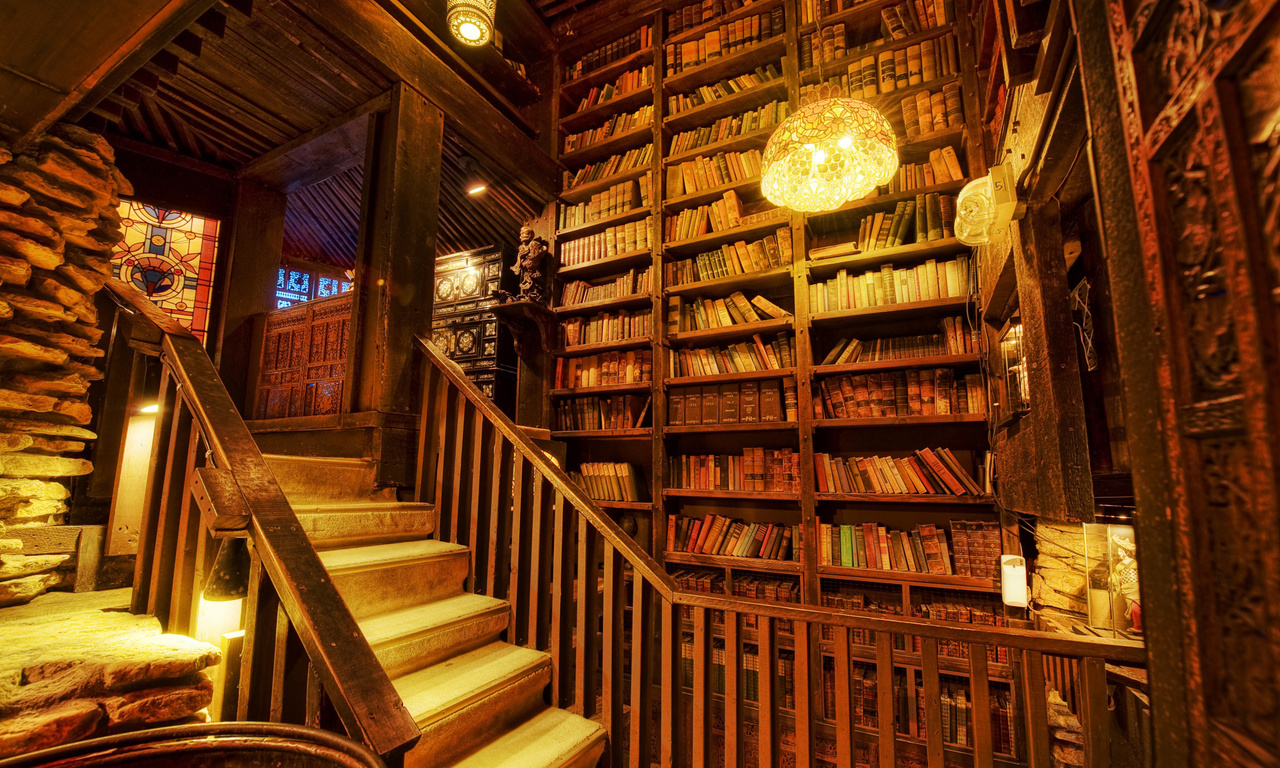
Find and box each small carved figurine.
[512,226,549,304]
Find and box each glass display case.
[1084,523,1141,636]
[997,320,1030,423]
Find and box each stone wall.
[1031,522,1090,632]
[0,126,129,606]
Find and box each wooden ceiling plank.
[155,81,281,151]
[181,43,327,133]
[107,133,238,179]
[154,96,254,162]
[167,68,299,143]
[241,91,387,192]
[167,30,205,63]
[216,23,364,118]
[268,2,393,92]
[153,85,276,158]
[195,9,229,39]
[140,93,182,153]
[218,0,254,20]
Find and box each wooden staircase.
[265,453,608,768]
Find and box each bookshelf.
[545,0,1003,682]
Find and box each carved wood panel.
[253,292,352,420]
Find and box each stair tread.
[293,501,436,513]
[360,593,508,648]
[393,642,549,725]
[318,539,467,572]
[449,708,607,768]
[263,454,375,469]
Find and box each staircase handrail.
[417,334,1147,665]
[106,279,421,758]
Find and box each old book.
[894,47,909,89]
[751,294,791,319]
[739,380,760,421]
[925,192,943,240]
[702,385,720,424]
[760,380,782,421]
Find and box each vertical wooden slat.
[465,414,486,590]
[270,604,290,722]
[629,578,654,768]
[921,637,945,768]
[1078,657,1109,768]
[793,620,812,767]
[167,433,205,636]
[550,491,574,705]
[758,616,775,768]
[724,612,740,768]
[146,396,194,627]
[970,643,995,768]
[525,473,546,649]
[876,631,897,768]
[602,543,625,766]
[1021,649,1052,768]
[692,607,711,768]
[576,521,601,718]
[447,394,469,541]
[508,453,529,644]
[131,372,177,614]
[834,626,854,766]
[486,436,512,598]
[237,553,277,721]
[660,599,680,768]
[414,366,445,505]
[305,662,324,729]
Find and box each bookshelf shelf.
[663,175,763,211]
[554,293,652,317]
[557,206,652,240]
[663,36,788,94]
[561,125,655,170]
[817,564,1000,592]
[664,127,775,166]
[595,499,655,510]
[663,218,790,257]
[560,87,656,133]
[806,237,972,276]
[663,488,800,501]
[665,549,802,572]
[896,126,969,161]
[667,316,793,346]
[807,179,968,227]
[561,166,653,205]
[559,336,652,356]
[813,413,988,429]
[665,266,792,298]
[552,429,653,440]
[664,421,798,434]
[815,492,995,505]
[811,353,981,376]
[560,47,655,99]
[557,248,652,280]
[551,382,652,397]
[666,0,784,46]
[798,25,956,86]
[666,367,797,386]
[662,79,789,134]
[809,295,972,326]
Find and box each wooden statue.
[512,225,548,305]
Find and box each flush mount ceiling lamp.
[460,155,487,196]
[761,92,898,212]
[955,161,1021,245]
[448,0,496,45]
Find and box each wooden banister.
[104,279,421,761]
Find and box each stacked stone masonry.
[0,125,128,606]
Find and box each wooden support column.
[353,83,442,415]
[217,179,286,414]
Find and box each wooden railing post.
[145,391,195,628]
[576,520,601,718]
[629,577,654,768]
[601,542,625,765]
[724,612,740,768]
[549,490,574,706]
[239,550,279,722]
[970,642,995,768]
[660,598,681,768]
[758,617,776,767]
[691,607,712,768]
[1078,657,1110,768]
[131,370,178,616]
[876,631,896,768]
[1021,648,1052,767]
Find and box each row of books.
[665,10,782,76]
[669,379,798,425]
[669,291,789,333]
[571,462,646,502]
[666,0,754,35]
[665,333,797,377]
[809,253,972,313]
[668,513,798,560]
[668,448,802,492]
[554,394,652,431]
[664,147,762,198]
[813,447,984,496]
[818,320,977,365]
[798,24,848,69]
[882,0,956,39]
[564,26,652,81]
[909,599,1010,665]
[819,522,955,575]
[557,216,653,267]
[666,226,795,285]
[571,65,653,113]
[887,146,965,195]
[561,309,652,347]
[664,189,748,240]
[796,0,863,24]
[666,65,782,116]
[562,104,653,155]
[813,368,987,419]
[558,266,651,307]
[554,350,653,388]
[950,520,1001,578]
[562,143,653,191]
[902,83,963,137]
[667,100,789,156]
[558,176,651,230]
[820,190,954,258]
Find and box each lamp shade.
[448,0,496,45]
[761,97,898,213]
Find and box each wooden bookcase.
[544,1,1009,730]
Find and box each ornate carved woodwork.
[252,293,352,420]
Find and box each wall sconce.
[461,156,487,196]
[203,538,250,601]
[1001,555,1029,607]
[955,161,1021,246]
[139,403,159,413]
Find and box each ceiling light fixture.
[461,155,487,196]
[448,0,496,46]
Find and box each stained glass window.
[111,200,221,343]
[274,266,353,307]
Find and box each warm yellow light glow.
[139,403,159,413]
[195,596,244,647]
[762,97,898,213]
[468,183,487,195]
[447,0,495,46]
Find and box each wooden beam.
[289,0,556,202]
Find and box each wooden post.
[352,82,442,415]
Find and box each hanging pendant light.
[761,92,898,212]
[448,0,496,45]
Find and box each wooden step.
[293,501,436,549]
[263,453,397,505]
[319,540,469,619]
[448,708,609,768]
[361,592,510,677]
[399,642,552,768]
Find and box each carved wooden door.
[1082,0,1280,763]
[253,292,353,419]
